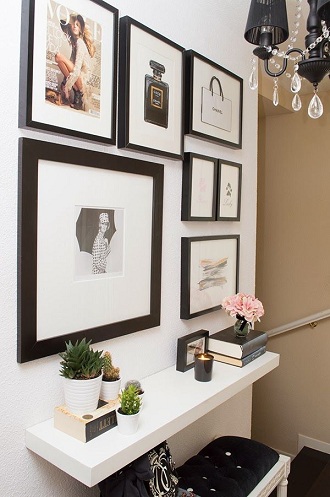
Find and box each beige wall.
[252,91,330,456]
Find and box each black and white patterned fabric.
[147,441,178,497]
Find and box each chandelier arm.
[263,47,305,78]
[264,58,287,78]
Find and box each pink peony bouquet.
[222,292,264,324]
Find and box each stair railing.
[267,309,330,337]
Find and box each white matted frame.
[181,153,218,221]
[184,50,243,149]
[181,235,239,319]
[217,160,242,221]
[17,138,164,363]
[118,16,184,160]
[19,0,118,144]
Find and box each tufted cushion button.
[202,476,207,479]
[225,451,231,456]
[237,465,241,468]
[210,489,216,491]
[187,488,193,492]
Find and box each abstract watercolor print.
[198,257,228,290]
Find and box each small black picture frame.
[184,49,243,149]
[176,329,209,372]
[181,152,218,221]
[217,160,242,221]
[181,235,240,320]
[118,16,184,160]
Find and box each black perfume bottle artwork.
[144,60,169,128]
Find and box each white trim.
[298,434,330,455]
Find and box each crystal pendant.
[273,86,279,106]
[291,72,301,93]
[308,92,323,119]
[249,68,258,90]
[292,93,302,111]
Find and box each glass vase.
[234,318,250,338]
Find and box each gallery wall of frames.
[17,0,244,363]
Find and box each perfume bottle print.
[144,60,169,128]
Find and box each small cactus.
[102,351,120,381]
[124,379,144,395]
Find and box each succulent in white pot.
[116,384,142,435]
[59,338,104,415]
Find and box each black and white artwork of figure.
[75,207,124,278]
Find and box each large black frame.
[184,50,243,149]
[19,0,118,144]
[118,16,184,160]
[17,138,164,363]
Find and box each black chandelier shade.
[244,0,289,46]
[317,0,330,22]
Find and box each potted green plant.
[100,351,121,401]
[116,384,142,435]
[124,379,144,407]
[59,338,104,415]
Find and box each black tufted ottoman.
[176,436,290,497]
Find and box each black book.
[209,345,267,367]
[207,327,267,359]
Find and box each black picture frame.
[181,152,218,221]
[17,138,164,363]
[184,49,243,149]
[181,235,240,320]
[217,160,242,221]
[176,329,209,372]
[118,16,184,160]
[19,0,118,144]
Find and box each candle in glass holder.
[194,353,214,382]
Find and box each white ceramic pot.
[63,375,102,415]
[100,378,121,401]
[116,409,140,435]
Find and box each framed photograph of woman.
[19,0,118,144]
[118,16,184,160]
[181,235,240,319]
[184,50,243,149]
[217,160,242,221]
[17,138,164,363]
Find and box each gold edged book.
[208,345,267,367]
[54,398,118,442]
[207,327,267,359]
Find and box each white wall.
[0,1,258,495]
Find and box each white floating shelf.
[25,352,279,487]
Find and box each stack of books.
[206,327,268,367]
